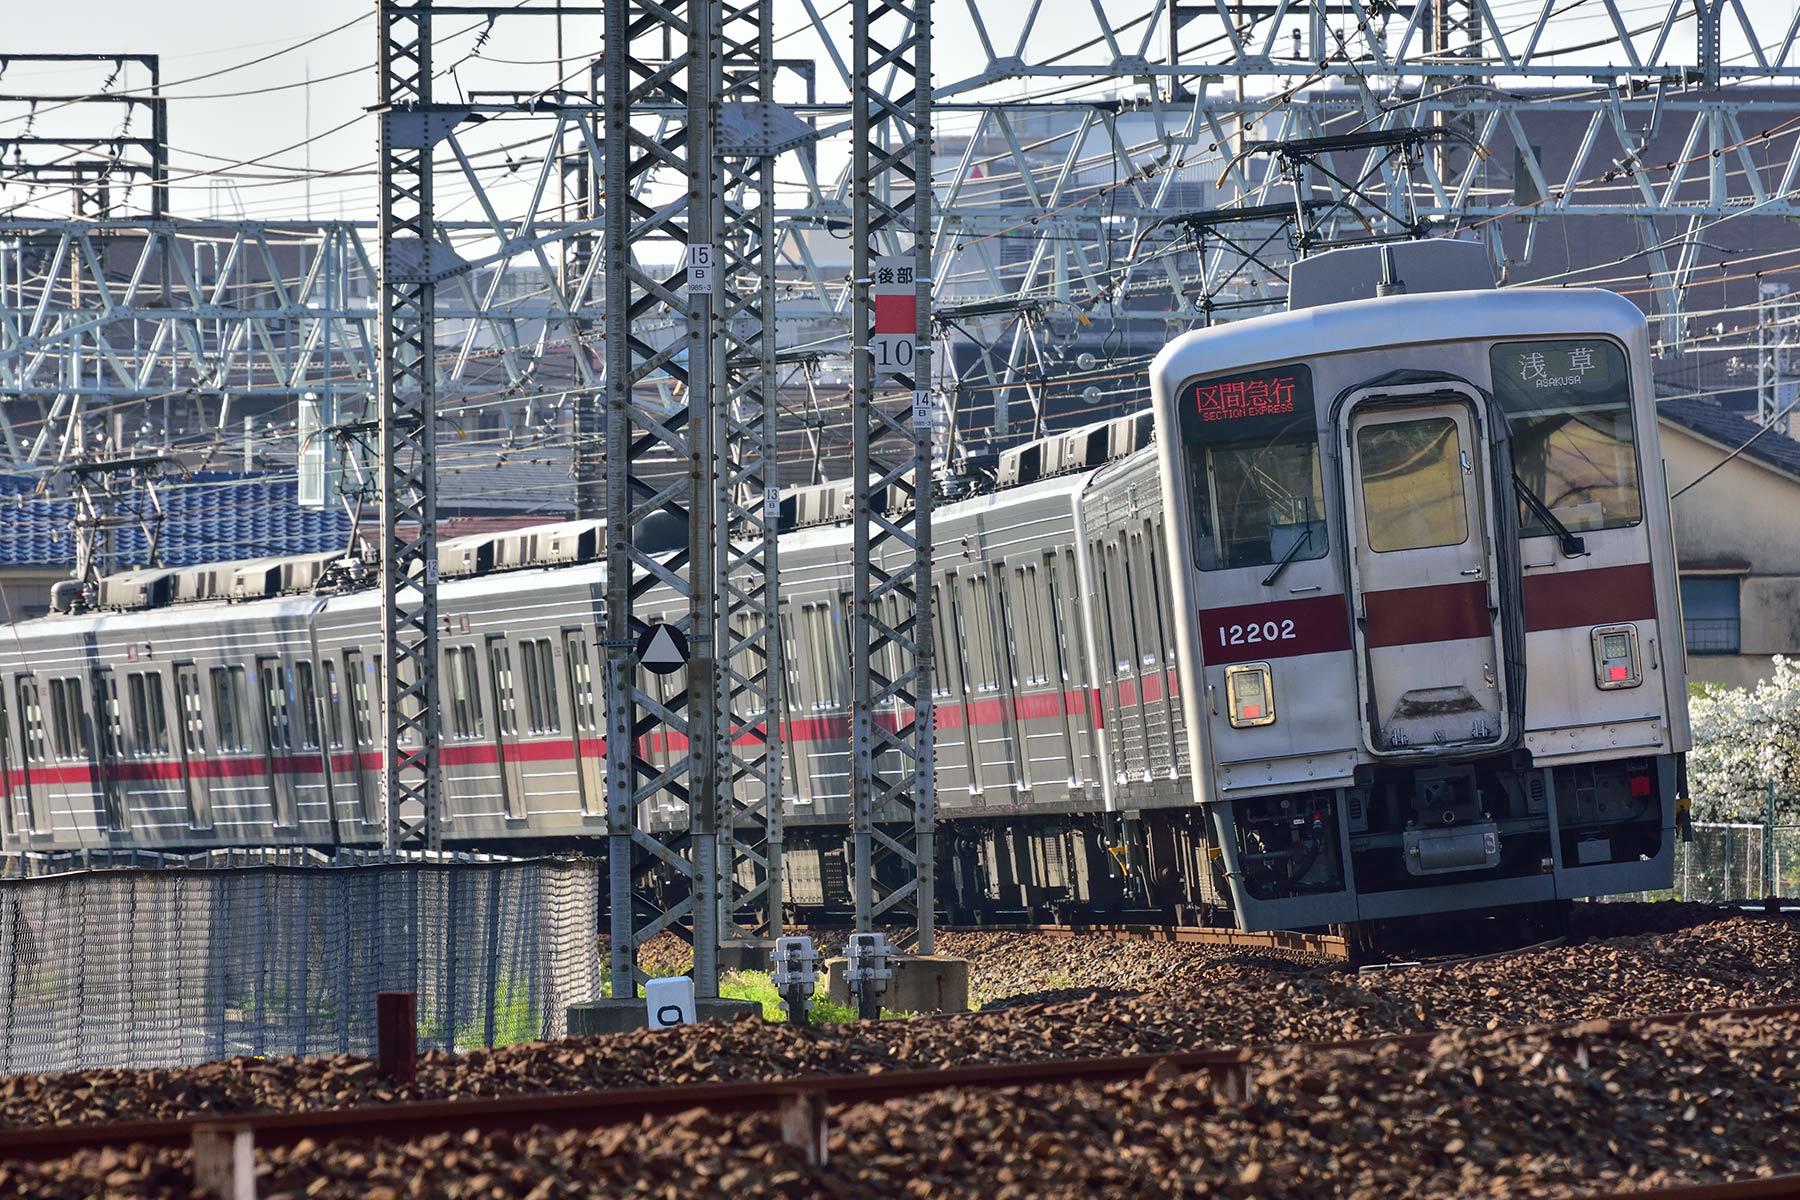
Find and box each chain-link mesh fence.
[0,856,600,1075]
[1663,822,1800,903]
[1607,821,1800,904]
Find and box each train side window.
[1099,543,1133,677]
[1143,521,1178,664]
[211,665,249,752]
[963,575,995,691]
[343,653,373,751]
[295,662,322,751]
[778,607,802,709]
[931,584,955,699]
[1021,564,1050,686]
[258,660,293,753]
[319,660,345,750]
[126,672,171,757]
[175,667,206,754]
[489,639,519,737]
[992,569,1023,688]
[563,632,598,733]
[16,679,47,766]
[801,604,834,710]
[519,639,560,734]
[48,678,90,761]
[1125,532,1159,668]
[97,673,123,764]
[1356,416,1469,552]
[1490,339,1642,536]
[445,646,484,740]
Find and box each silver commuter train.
[0,244,1688,933]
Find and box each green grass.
[717,969,872,1023]
[591,964,921,1024]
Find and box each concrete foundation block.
[567,996,761,1035]
[718,938,778,973]
[822,954,970,1014]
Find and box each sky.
[2,0,1794,223]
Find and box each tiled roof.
[0,472,352,568]
[1660,398,1800,481]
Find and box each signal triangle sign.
[636,623,690,675]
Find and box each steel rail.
[0,1001,1794,1165]
[941,921,1351,959]
[1581,1177,1800,1199]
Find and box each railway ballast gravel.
[4,1008,1797,1198]
[0,910,1793,1132]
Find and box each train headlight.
[1590,625,1642,690]
[1225,662,1277,728]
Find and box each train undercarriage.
[720,752,1677,947]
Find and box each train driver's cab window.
[1490,339,1642,537]
[1177,363,1326,571]
[1356,416,1469,552]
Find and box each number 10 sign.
[872,254,919,380]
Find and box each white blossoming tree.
[1685,655,1800,823]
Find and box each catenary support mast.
[850,0,937,950]
[375,0,452,853]
[601,0,726,998]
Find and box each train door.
[0,684,13,842]
[992,561,1036,795]
[94,670,124,830]
[1043,550,1094,791]
[561,628,601,817]
[124,670,175,836]
[14,678,48,835]
[256,658,297,828]
[341,651,379,827]
[485,636,526,820]
[318,657,359,835]
[777,606,816,811]
[929,582,977,807]
[957,571,1012,799]
[1343,390,1509,753]
[173,664,212,829]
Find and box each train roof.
[1151,286,1648,396]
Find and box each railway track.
[941,920,1351,960]
[4,1001,1795,1198]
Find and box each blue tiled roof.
[0,472,352,568]
[1660,398,1800,481]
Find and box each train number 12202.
[1218,618,1296,646]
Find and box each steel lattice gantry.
[9,0,1800,480]
[601,0,726,999]
[850,0,937,950]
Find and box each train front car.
[1151,252,1688,934]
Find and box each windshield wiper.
[1262,525,1314,587]
[1513,472,1587,557]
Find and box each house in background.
[1659,399,1800,689]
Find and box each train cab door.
[1342,386,1510,755]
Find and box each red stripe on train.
[1362,580,1491,648]
[1523,562,1657,632]
[0,688,1104,790]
